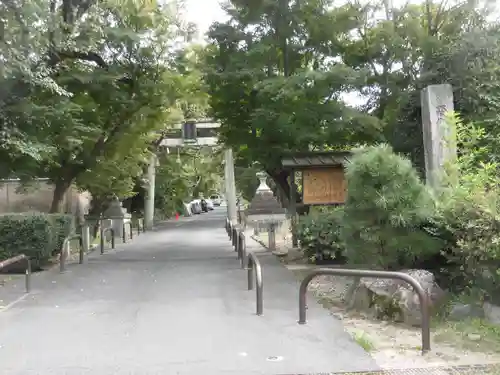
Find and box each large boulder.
[346,269,445,327]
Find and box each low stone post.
[421,83,456,189]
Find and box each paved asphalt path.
[0,208,379,375]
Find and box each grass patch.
[317,293,345,309]
[434,318,500,353]
[317,294,337,309]
[352,331,375,352]
[432,292,500,353]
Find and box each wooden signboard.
[302,167,346,204]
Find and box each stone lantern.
[102,197,132,240]
[245,172,287,250]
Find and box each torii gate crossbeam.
[144,120,237,229]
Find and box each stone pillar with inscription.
[144,153,158,231]
[421,83,456,190]
[289,171,298,248]
[224,148,238,225]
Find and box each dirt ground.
[290,267,500,370]
[251,228,500,371]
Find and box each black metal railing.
[100,227,115,254]
[247,252,263,316]
[227,219,232,240]
[237,231,246,269]
[227,219,259,314]
[232,226,238,249]
[298,268,431,354]
[225,218,230,237]
[60,234,84,273]
[0,254,31,293]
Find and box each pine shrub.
[341,144,443,269]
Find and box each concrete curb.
[250,234,267,249]
[250,234,280,252]
[250,234,291,257]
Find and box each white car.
[210,194,222,206]
[205,199,215,211]
[189,200,202,214]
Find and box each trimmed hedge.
[47,214,74,256]
[0,213,74,269]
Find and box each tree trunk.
[87,197,108,238]
[49,178,72,213]
[267,168,309,215]
[88,197,110,217]
[267,169,290,201]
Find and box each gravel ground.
[252,225,500,372]
[289,271,500,370]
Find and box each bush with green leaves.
[0,213,74,269]
[0,214,53,267]
[341,144,443,270]
[297,207,345,263]
[47,214,75,256]
[434,115,500,300]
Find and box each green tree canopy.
[204,0,381,201]
[1,0,196,212]
[204,0,500,202]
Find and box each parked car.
[200,199,209,213]
[205,199,214,211]
[189,200,202,214]
[210,194,222,206]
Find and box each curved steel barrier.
[0,254,31,293]
[247,252,263,316]
[232,227,238,250]
[100,227,115,254]
[60,234,84,273]
[298,268,431,354]
[238,231,246,269]
[225,218,230,236]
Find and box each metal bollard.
[100,227,115,254]
[0,255,31,293]
[232,227,238,250]
[25,257,31,293]
[247,252,263,316]
[298,268,431,354]
[60,234,84,273]
[238,232,246,269]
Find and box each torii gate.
[143,119,237,229]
